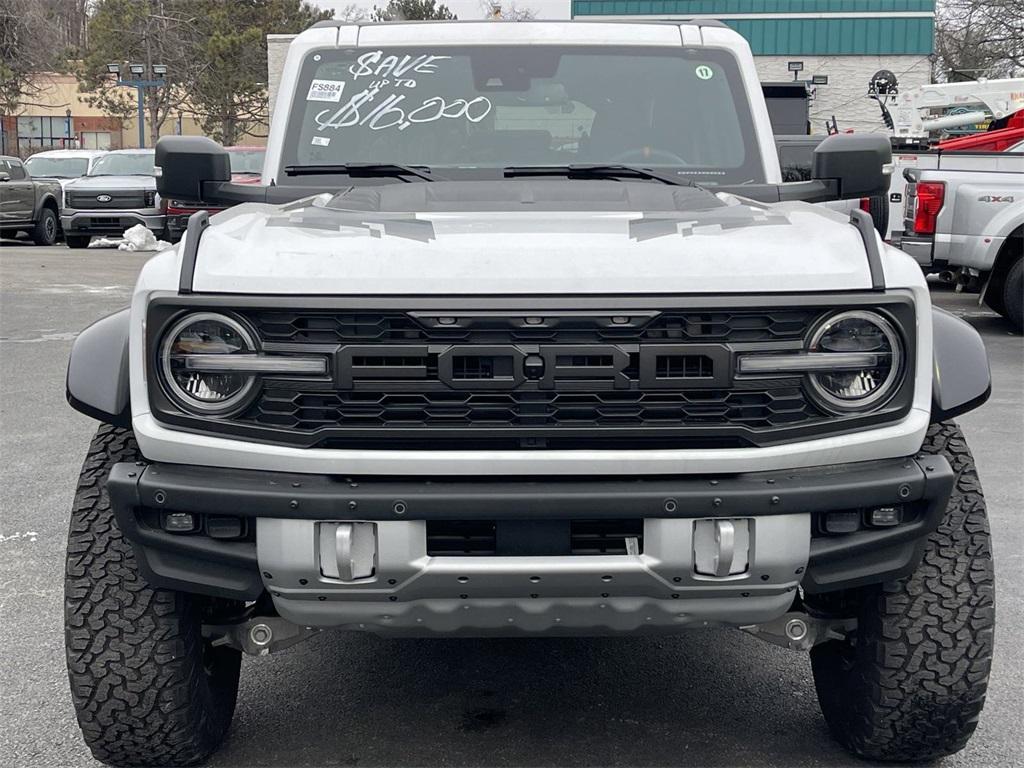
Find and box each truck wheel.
[31,206,59,246]
[65,425,241,767]
[65,234,92,249]
[810,421,994,762]
[1001,256,1022,332]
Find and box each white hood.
[189,183,877,295]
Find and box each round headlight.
[160,313,256,414]
[807,310,903,413]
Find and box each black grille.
[242,309,817,345]
[426,521,496,555]
[570,519,644,555]
[425,519,644,556]
[68,191,147,209]
[150,299,914,450]
[246,381,812,431]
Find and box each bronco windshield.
[282,45,764,185]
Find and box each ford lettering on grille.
[335,343,732,390]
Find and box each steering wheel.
[609,147,688,165]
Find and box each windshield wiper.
[284,163,440,182]
[505,164,701,188]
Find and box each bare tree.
[479,1,536,20]
[79,0,203,146]
[934,0,1024,81]
[0,0,65,115]
[333,2,369,20]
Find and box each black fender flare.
[33,190,60,222]
[930,307,991,422]
[67,309,131,427]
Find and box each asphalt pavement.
[1,243,1021,767]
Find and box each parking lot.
[1,243,1021,767]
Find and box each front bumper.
[61,209,165,236]
[107,454,954,635]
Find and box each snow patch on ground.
[87,224,171,251]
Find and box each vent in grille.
[243,309,818,345]
[425,519,645,556]
[247,383,812,431]
[570,519,644,555]
[426,520,496,556]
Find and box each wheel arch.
[930,307,991,422]
[980,224,1022,308]
[67,309,131,427]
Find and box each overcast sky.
[313,0,572,21]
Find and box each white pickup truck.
[64,19,994,767]
[897,149,1023,329]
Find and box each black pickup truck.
[0,155,62,245]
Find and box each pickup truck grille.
[68,190,147,209]
[148,301,915,450]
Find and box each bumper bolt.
[663,498,677,513]
[785,618,808,642]
[289,500,298,509]
[249,624,273,647]
[393,500,407,515]
[898,484,912,499]
[153,490,166,505]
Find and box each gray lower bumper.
[106,454,954,636]
[258,515,807,635]
[61,210,165,235]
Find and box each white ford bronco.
[65,20,995,767]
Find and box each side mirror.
[812,133,892,200]
[155,136,230,202]
[0,171,10,182]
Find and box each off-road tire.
[1001,256,1022,332]
[31,206,59,246]
[65,234,92,249]
[810,421,995,762]
[65,424,241,767]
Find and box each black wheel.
[31,206,59,246]
[65,425,241,767]
[810,421,994,762]
[65,234,92,249]
[1001,256,1022,332]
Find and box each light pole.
[65,108,72,147]
[106,63,167,148]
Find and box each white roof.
[28,149,107,159]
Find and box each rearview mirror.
[812,133,891,200]
[0,171,10,182]
[155,136,231,202]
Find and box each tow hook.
[204,616,321,656]
[740,612,856,652]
